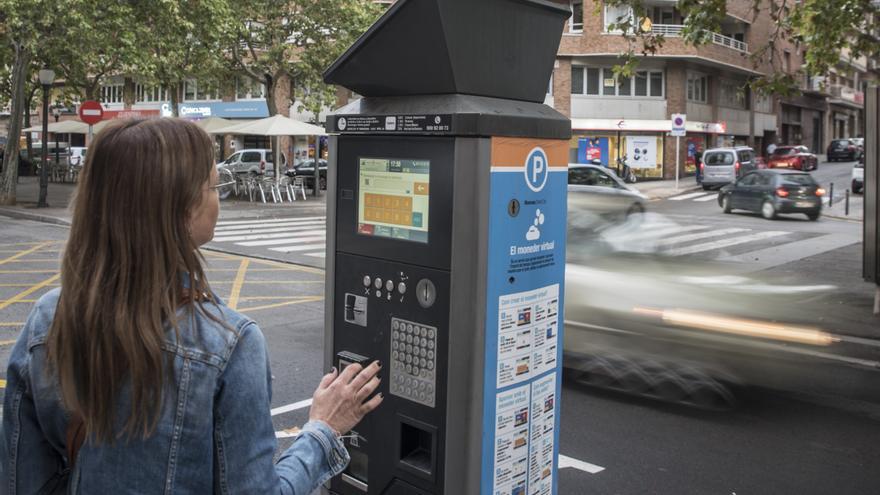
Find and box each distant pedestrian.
[695,150,703,184]
[1,118,382,493]
[767,142,777,156]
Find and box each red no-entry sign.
[78,100,104,125]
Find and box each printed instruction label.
[497,285,560,388]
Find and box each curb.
[0,207,71,226]
[643,185,702,200]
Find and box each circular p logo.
[524,147,549,192]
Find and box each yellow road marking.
[0,379,6,389]
[0,283,61,287]
[4,259,60,263]
[238,295,322,301]
[0,242,53,266]
[0,270,58,274]
[0,322,24,327]
[227,259,250,310]
[0,274,61,311]
[0,299,36,305]
[238,296,324,313]
[0,249,62,254]
[0,240,64,248]
[0,339,16,346]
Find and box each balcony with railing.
[648,24,749,53]
[829,84,865,105]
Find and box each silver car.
[700,146,757,190]
[219,149,287,176]
[568,164,647,221]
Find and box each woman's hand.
[309,361,383,435]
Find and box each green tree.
[136,0,235,117]
[229,0,382,118]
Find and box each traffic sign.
[78,100,104,125]
[671,113,686,137]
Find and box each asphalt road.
[2,157,878,495]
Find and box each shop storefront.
[571,119,727,180]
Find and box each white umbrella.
[219,114,327,136]
[22,120,90,134]
[193,116,237,134]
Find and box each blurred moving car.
[218,149,287,176]
[699,146,757,190]
[563,214,879,409]
[289,159,328,190]
[568,164,646,221]
[718,169,823,220]
[852,154,865,194]
[69,147,87,166]
[767,145,818,171]
[826,138,862,161]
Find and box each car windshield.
[832,140,850,146]
[773,147,797,156]
[779,173,816,186]
[703,152,734,166]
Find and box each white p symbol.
[524,147,549,192]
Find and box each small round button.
[419,392,427,401]
[363,275,371,287]
[407,324,414,333]
[374,277,383,289]
[420,328,427,337]
[420,348,426,358]
[392,320,400,330]
[405,354,412,363]
[427,385,434,393]
[392,331,399,340]
[375,290,381,298]
[392,350,399,360]
[398,282,407,294]
[428,351,434,359]
[420,358,427,367]
[412,366,419,375]
[421,370,429,378]
[386,280,394,291]
[428,329,435,338]
[419,382,426,391]
[427,361,434,370]
[421,337,427,347]
[428,340,435,349]
[406,364,412,374]
[406,335,413,344]
[392,341,398,350]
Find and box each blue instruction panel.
[481,138,568,495]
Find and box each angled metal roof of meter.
[323,0,571,103]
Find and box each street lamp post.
[37,68,55,208]
[52,107,61,167]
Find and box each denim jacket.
[1,288,350,494]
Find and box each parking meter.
[323,1,571,493]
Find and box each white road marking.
[720,233,859,269]
[657,228,749,247]
[269,243,328,253]
[238,236,326,247]
[559,454,605,474]
[668,192,709,201]
[666,231,789,256]
[606,224,708,243]
[694,193,720,202]
[216,216,325,227]
[305,252,326,258]
[214,229,326,243]
[213,221,326,234]
[271,398,313,416]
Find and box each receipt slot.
[322,1,571,494]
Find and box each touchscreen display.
[358,158,430,243]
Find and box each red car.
[768,145,818,171]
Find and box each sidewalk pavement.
[634,177,701,200]
[0,176,327,225]
[824,189,864,222]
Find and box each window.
[719,79,747,109]
[571,67,663,97]
[568,168,617,187]
[570,0,583,32]
[604,4,633,32]
[241,151,262,162]
[571,67,584,95]
[236,76,265,100]
[783,51,792,73]
[687,73,708,103]
[100,78,125,104]
[649,6,675,24]
[135,84,167,103]
[183,79,219,101]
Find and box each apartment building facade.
[554,0,880,180]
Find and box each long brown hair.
[47,118,217,444]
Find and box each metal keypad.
[390,317,437,407]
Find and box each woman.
[1,119,382,493]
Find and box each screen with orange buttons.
[358,158,430,243]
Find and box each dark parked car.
[289,159,328,190]
[768,145,818,171]
[718,169,824,221]
[826,139,862,161]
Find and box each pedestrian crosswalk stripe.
[693,193,719,202]
[668,192,708,201]
[239,235,326,247]
[270,243,328,253]
[214,220,325,233]
[305,252,326,258]
[665,231,789,256]
[607,225,707,244]
[213,228,326,243]
[215,216,325,227]
[656,228,750,247]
